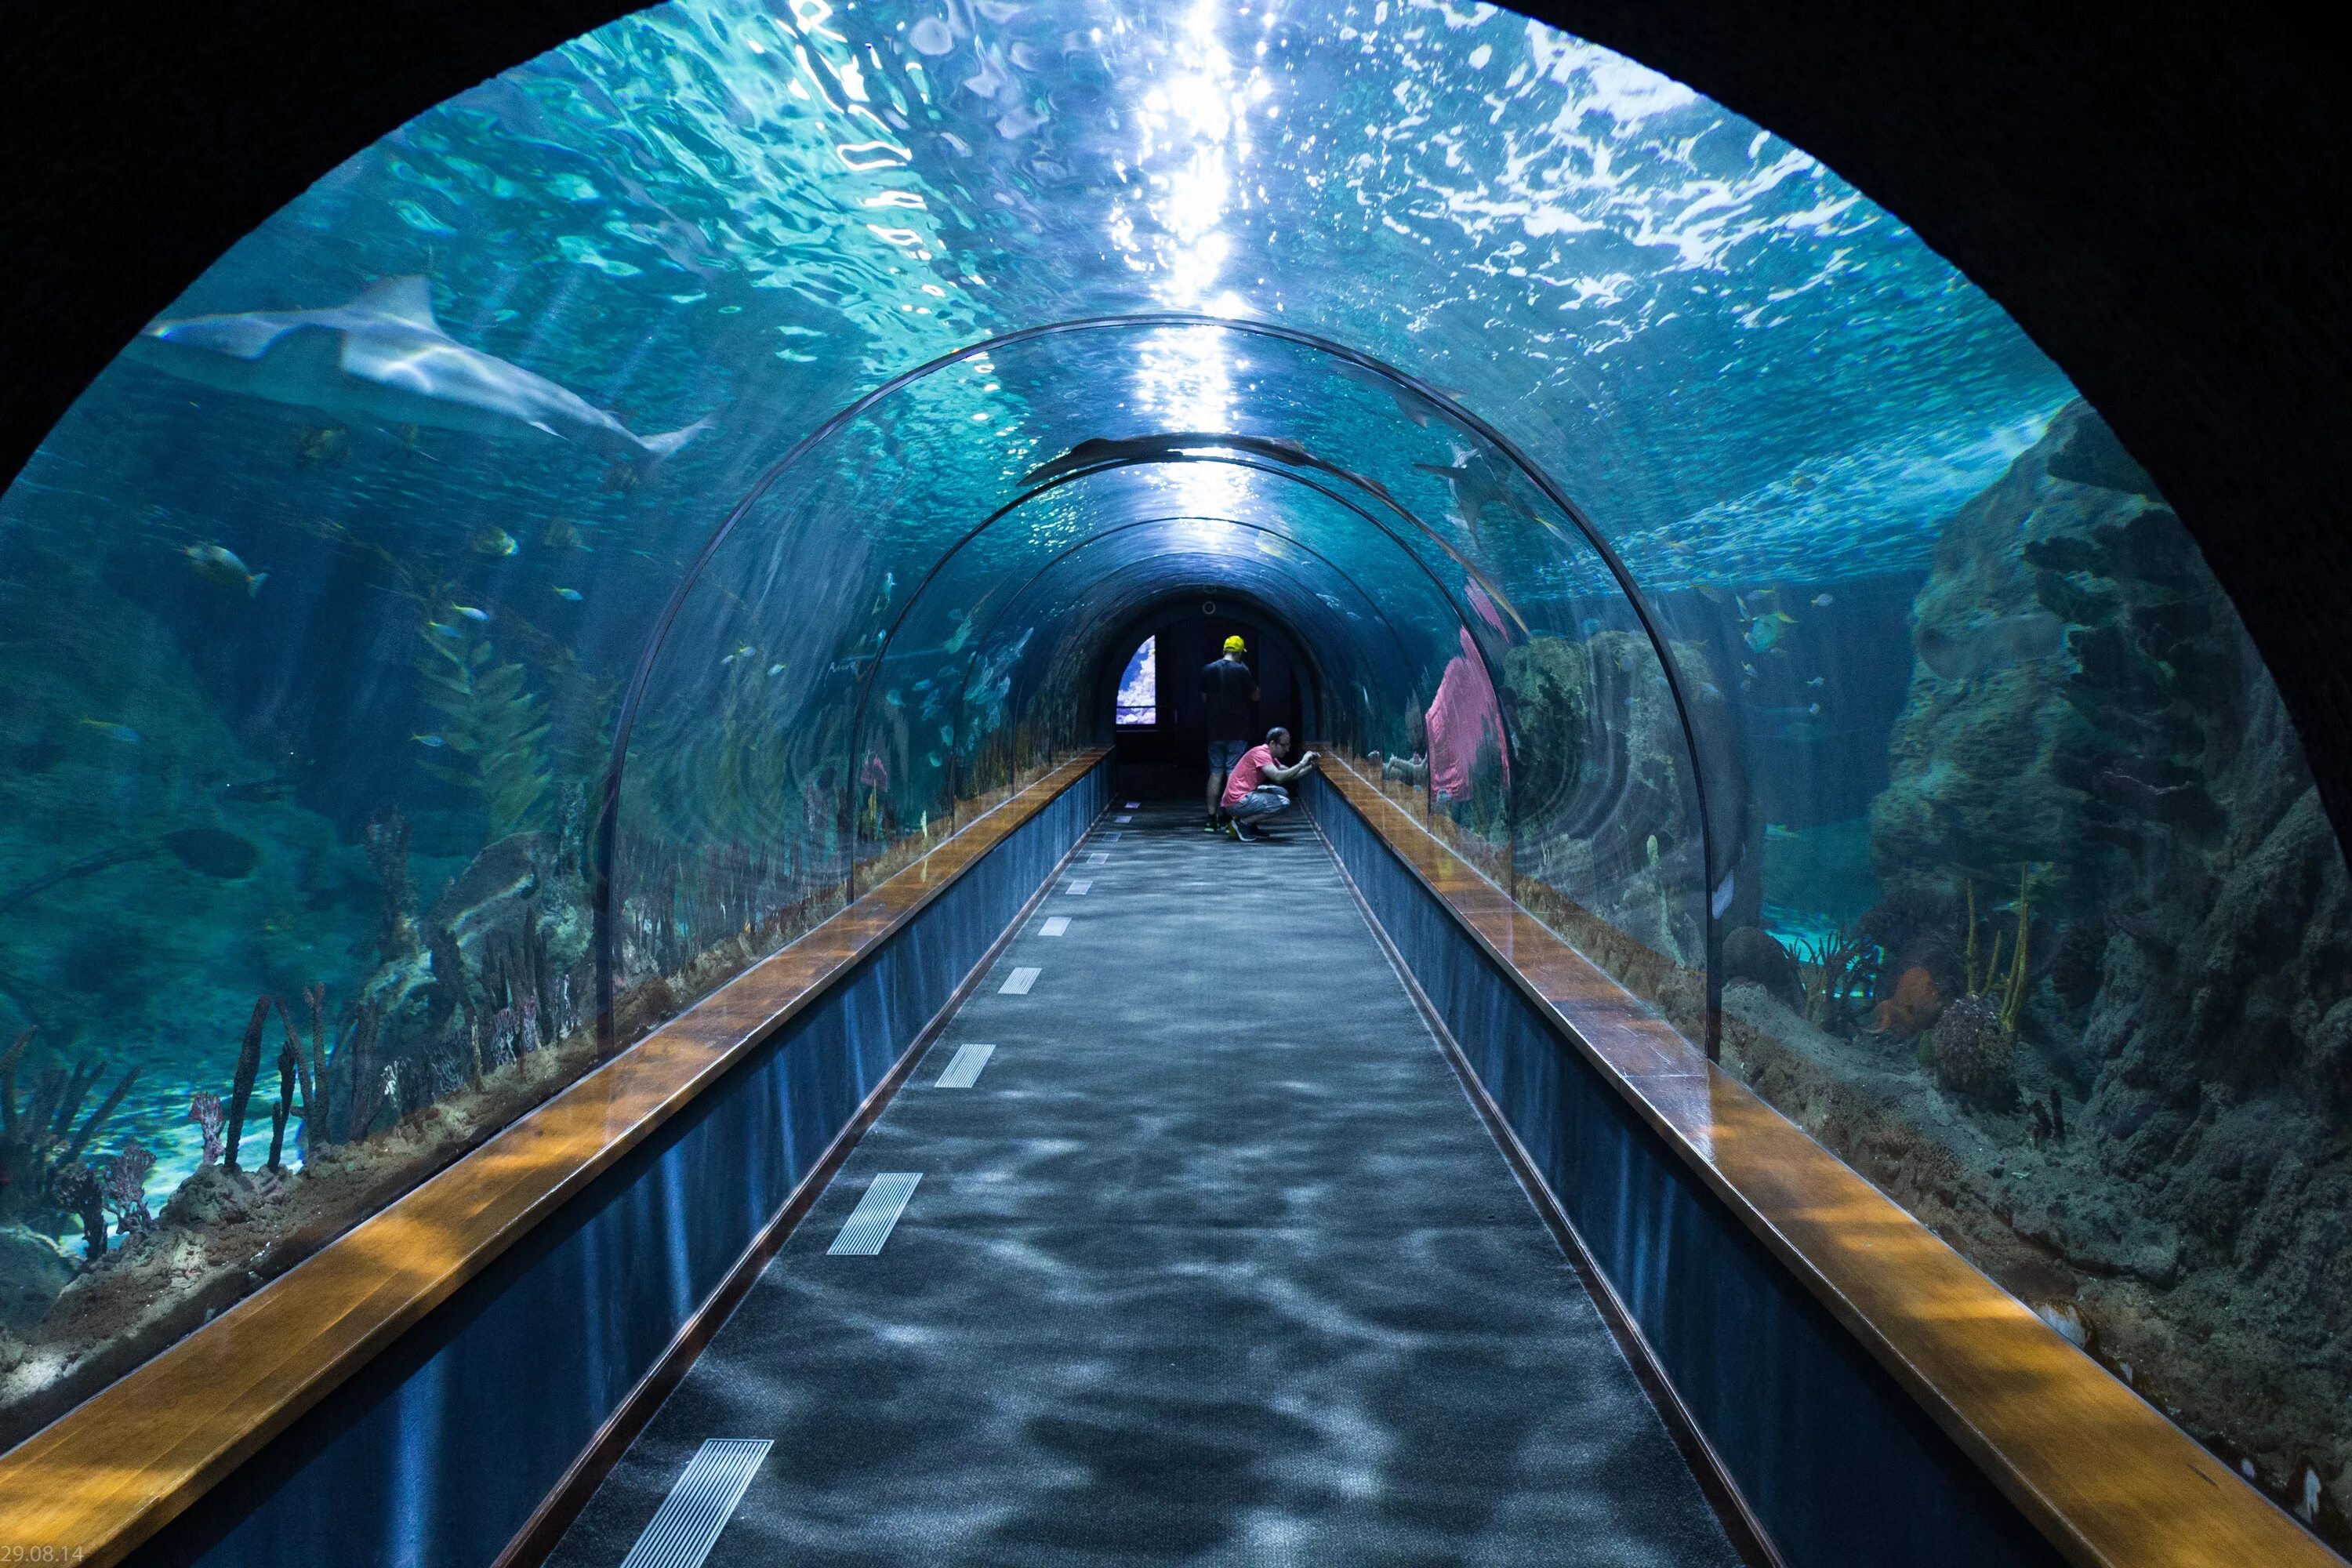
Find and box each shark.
[1412,449,1543,539]
[125,276,710,474]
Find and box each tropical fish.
[1697,681,1725,702]
[720,644,755,665]
[472,526,519,557]
[1806,676,1826,688]
[1915,612,2067,681]
[543,517,590,550]
[884,688,904,707]
[183,543,267,596]
[78,719,141,743]
[413,733,447,748]
[942,613,975,652]
[1740,597,1799,653]
[126,275,713,477]
[297,425,350,466]
[452,604,492,622]
[766,663,785,677]
[1812,593,1835,608]
[426,620,465,639]
[552,586,583,601]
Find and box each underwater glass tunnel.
[2,2,2348,1563]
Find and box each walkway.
[549,798,1740,1566]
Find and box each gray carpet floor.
[547,800,1742,1566]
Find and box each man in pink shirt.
[1220,728,1319,841]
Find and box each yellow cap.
[1223,634,1247,654]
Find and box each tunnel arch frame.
[593,313,1726,1054]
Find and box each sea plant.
[1793,924,1879,1031]
[0,1026,140,1229]
[416,622,552,837]
[1962,868,2034,1033]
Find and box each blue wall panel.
[1308,775,2062,1568]
[136,761,1108,1568]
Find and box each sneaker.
[1203,815,1222,833]
[1229,820,1263,842]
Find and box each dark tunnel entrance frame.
[594,314,1728,1059]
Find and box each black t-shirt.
[1199,657,1257,741]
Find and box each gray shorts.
[1208,738,1248,776]
[1230,784,1290,822]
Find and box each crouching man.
[1221,728,1319,841]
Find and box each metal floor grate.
[827,1172,922,1255]
[934,1042,996,1088]
[618,1438,771,1568]
[1000,966,1040,995]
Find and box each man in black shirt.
[1199,635,1259,831]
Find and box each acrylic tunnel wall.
[2,0,2349,1554]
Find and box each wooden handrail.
[0,751,1107,1566]
[1318,756,2334,1568]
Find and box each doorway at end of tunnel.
[1102,608,1306,803]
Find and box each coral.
[222,997,268,1172]
[362,807,420,964]
[48,1163,106,1263]
[1871,965,1945,1038]
[339,1001,390,1141]
[1793,924,1880,1032]
[99,1144,154,1240]
[1926,993,2017,1107]
[416,623,551,838]
[186,1091,223,1164]
[0,1028,140,1231]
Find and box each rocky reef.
[1726,401,2352,1544]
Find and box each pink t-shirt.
[1221,743,1276,808]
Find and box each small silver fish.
[452,604,492,622]
[552,586,583,601]
[183,543,267,597]
[413,732,447,748]
[78,717,141,744]
[1812,593,1835,608]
